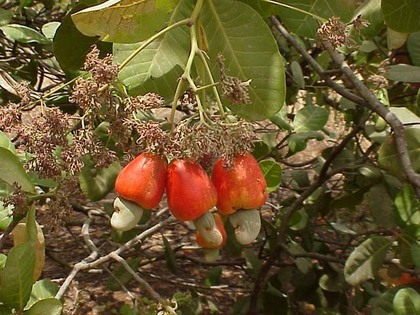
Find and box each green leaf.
[114,0,191,99]
[41,22,61,41]
[382,0,420,33]
[371,287,400,315]
[289,209,308,231]
[393,288,420,315]
[270,110,292,131]
[292,105,329,132]
[344,236,391,286]
[79,157,120,201]
[0,8,14,26]
[387,28,408,50]
[24,298,62,315]
[25,279,59,311]
[162,234,177,274]
[287,131,324,155]
[367,184,396,228]
[0,243,36,310]
[319,273,345,292]
[0,148,35,193]
[386,65,420,83]
[378,127,420,177]
[244,248,261,277]
[407,32,420,67]
[0,305,12,315]
[53,4,109,71]
[239,0,276,18]
[287,242,312,274]
[0,24,50,44]
[390,107,420,125]
[204,267,222,287]
[71,0,179,43]
[275,0,355,38]
[352,0,384,38]
[0,131,16,154]
[259,160,281,193]
[201,0,285,121]
[0,253,6,269]
[411,244,420,269]
[290,61,305,89]
[106,258,141,291]
[395,185,420,225]
[0,201,13,230]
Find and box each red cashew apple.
[166,159,217,221]
[195,213,227,249]
[114,152,167,209]
[212,153,267,245]
[212,153,267,215]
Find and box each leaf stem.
[196,49,225,115]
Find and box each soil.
[39,193,252,315]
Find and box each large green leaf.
[393,288,420,315]
[292,105,329,132]
[201,0,285,121]
[386,65,420,83]
[0,201,13,230]
[25,279,59,310]
[344,236,391,286]
[395,185,420,225]
[79,157,121,201]
[407,32,420,67]
[287,131,324,155]
[378,128,420,177]
[72,0,179,43]
[0,148,35,193]
[390,107,420,125]
[259,160,282,193]
[53,4,111,71]
[274,0,355,38]
[382,0,420,33]
[371,287,401,315]
[0,131,16,154]
[0,24,50,44]
[24,298,62,315]
[114,0,191,99]
[367,184,396,228]
[352,0,384,38]
[0,243,36,310]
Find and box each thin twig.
[321,40,420,197]
[56,215,176,300]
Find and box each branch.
[248,112,364,313]
[321,41,420,197]
[56,213,176,302]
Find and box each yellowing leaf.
[71,0,179,43]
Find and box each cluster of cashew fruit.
[111,152,267,259]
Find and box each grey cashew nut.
[229,209,261,245]
[111,196,144,231]
[193,212,223,247]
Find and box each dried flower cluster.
[317,17,350,49]
[1,183,28,219]
[168,118,256,169]
[69,46,119,123]
[217,54,251,105]
[14,81,32,106]
[0,103,22,134]
[317,16,370,49]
